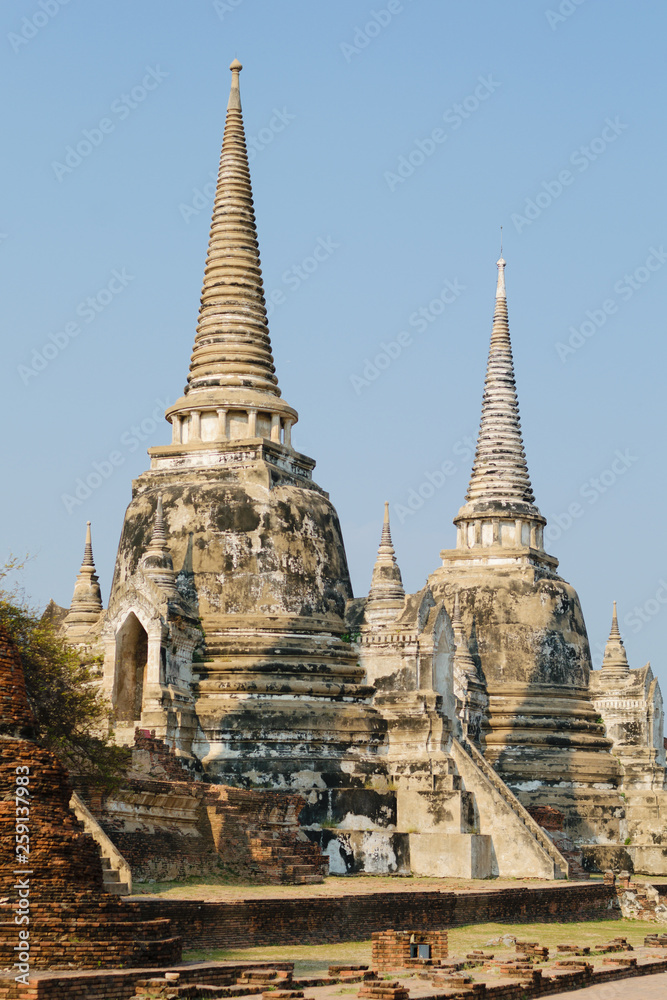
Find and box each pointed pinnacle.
[228,58,242,111]
[64,521,103,628]
[367,501,405,609]
[380,500,393,547]
[183,59,279,399]
[602,600,629,674]
[82,520,95,568]
[464,254,536,507]
[609,600,621,640]
[496,255,506,299]
[151,496,168,545]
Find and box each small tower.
[365,502,406,624]
[590,603,666,790]
[600,601,630,677]
[63,522,103,638]
[140,497,178,597]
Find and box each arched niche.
[114,612,148,722]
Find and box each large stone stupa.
[102,61,384,788]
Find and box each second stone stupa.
[427,255,625,842]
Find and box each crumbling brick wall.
[0,628,181,972]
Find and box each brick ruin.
[75,729,328,886]
[372,931,449,971]
[0,627,182,975]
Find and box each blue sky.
[2,1,666,686]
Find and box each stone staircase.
[453,738,570,879]
[101,854,131,895]
[70,791,132,895]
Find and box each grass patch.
[183,941,372,975]
[183,918,660,973]
[446,918,659,954]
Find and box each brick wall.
[135,883,618,951]
[0,628,181,973]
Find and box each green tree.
[1,559,127,787]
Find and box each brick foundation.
[134,882,618,951]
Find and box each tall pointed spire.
[601,601,630,676]
[366,503,405,624]
[466,256,535,506]
[452,256,547,557]
[63,522,103,634]
[165,60,298,452]
[141,497,179,597]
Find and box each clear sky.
[2,1,666,687]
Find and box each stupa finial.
[365,502,405,623]
[63,521,103,634]
[141,496,178,597]
[228,58,242,110]
[601,600,630,676]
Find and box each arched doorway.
[114,612,148,722]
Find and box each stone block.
[407,832,492,877]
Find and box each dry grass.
[183,916,659,973]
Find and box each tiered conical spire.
[366,503,405,623]
[601,601,630,676]
[186,59,278,396]
[63,522,103,633]
[465,257,536,507]
[165,60,298,451]
[141,497,178,596]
